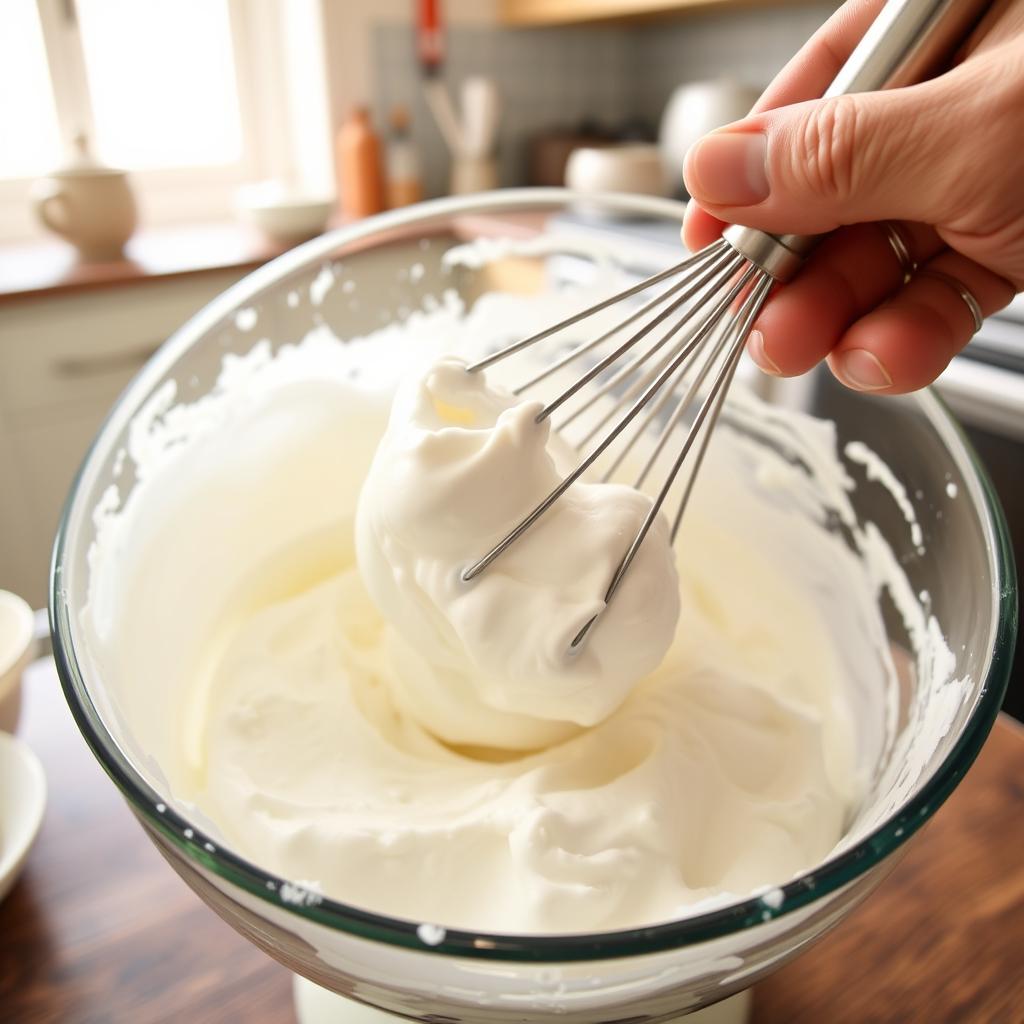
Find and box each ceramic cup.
[451,155,499,196]
[32,167,138,262]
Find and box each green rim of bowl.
[50,189,1018,962]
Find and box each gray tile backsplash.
[370,3,840,197]
[632,4,841,117]
[372,24,634,197]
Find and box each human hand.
[682,0,1023,394]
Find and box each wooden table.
[2,658,1023,1024]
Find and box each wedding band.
[915,269,985,333]
[880,221,916,284]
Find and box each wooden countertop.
[0,211,552,306]
[0,223,296,305]
[2,658,1023,1023]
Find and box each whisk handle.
[824,0,991,96]
[725,0,993,280]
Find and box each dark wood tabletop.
[2,657,1023,1024]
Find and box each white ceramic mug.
[31,167,138,261]
[0,591,36,734]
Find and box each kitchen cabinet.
[500,0,792,26]
[0,271,245,607]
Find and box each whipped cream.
[198,559,848,931]
[79,245,959,935]
[355,356,680,749]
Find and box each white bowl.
[0,731,46,903]
[0,591,35,734]
[565,144,669,201]
[236,183,334,244]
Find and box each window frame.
[0,0,333,244]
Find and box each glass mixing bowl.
[51,190,1017,1023]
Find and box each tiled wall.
[372,24,634,197]
[630,4,841,121]
[371,2,839,198]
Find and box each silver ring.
[880,221,916,284]
[916,268,984,333]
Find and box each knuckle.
[791,95,863,201]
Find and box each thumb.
[682,76,972,236]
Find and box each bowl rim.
[50,188,1018,962]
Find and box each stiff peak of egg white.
[355,356,681,750]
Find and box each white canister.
[565,144,669,198]
[659,79,762,190]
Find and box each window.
[0,0,333,243]
[0,1,62,180]
[76,0,244,170]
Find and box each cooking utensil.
[462,0,994,646]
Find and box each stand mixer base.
[292,975,752,1024]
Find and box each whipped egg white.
[76,256,940,935]
[355,355,679,750]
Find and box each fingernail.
[836,349,893,391]
[687,131,769,207]
[747,330,781,375]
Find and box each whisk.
[462,0,991,647]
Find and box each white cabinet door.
[0,271,245,607]
[5,408,113,606]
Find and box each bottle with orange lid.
[336,106,384,221]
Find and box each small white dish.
[565,144,669,199]
[0,590,36,734]
[236,181,334,244]
[0,731,46,903]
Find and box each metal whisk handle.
[727,0,993,282]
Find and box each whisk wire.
[594,261,756,477]
[513,262,706,397]
[462,260,759,584]
[569,272,772,648]
[631,269,761,489]
[465,239,728,375]
[535,246,738,424]
[557,248,745,437]
[624,321,733,489]
[669,275,772,540]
